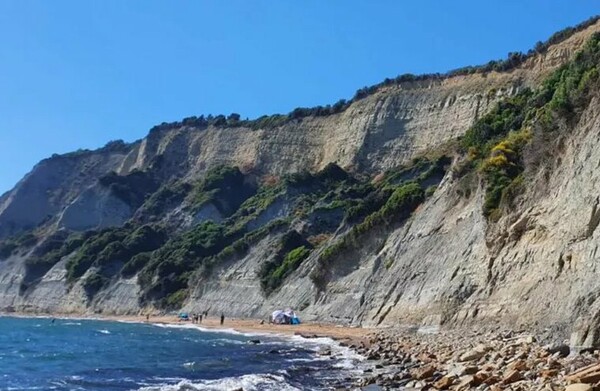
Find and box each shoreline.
[4,313,600,389]
[0,311,374,344]
[1,312,374,390]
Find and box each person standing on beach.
[220,313,225,325]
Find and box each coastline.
[5,313,600,389]
[0,313,372,390]
[0,312,373,342]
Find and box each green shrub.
[425,186,437,197]
[258,231,310,294]
[121,252,152,277]
[83,272,108,297]
[458,32,600,219]
[311,183,424,288]
[384,258,394,269]
[0,232,39,259]
[162,289,188,309]
[0,241,18,259]
[99,170,159,208]
[261,246,311,295]
[137,181,192,220]
[190,166,256,216]
[137,221,229,302]
[65,224,167,281]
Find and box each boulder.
[455,375,474,390]
[458,344,491,362]
[472,371,489,386]
[411,365,435,380]
[544,343,570,357]
[539,368,558,378]
[433,375,455,390]
[507,359,528,371]
[446,364,479,377]
[566,363,600,383]
[502,369,522,384]
[565,384,593,391]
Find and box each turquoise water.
[0,316,362,390]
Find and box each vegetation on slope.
[0,232,38,259]
[98,170,159,208]
[310,182,426,288]
[459,31,600,219]
[65,224,168,283]
[308,156,451,289]
[188,165,256,216]
[9,155,444,307]
[259,231,312,295]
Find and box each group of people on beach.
[190,311,207,324]
[190,311,225,325]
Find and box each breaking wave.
[138,374,300,391]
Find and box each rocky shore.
[324,327,600,390]
[14,313,600,390]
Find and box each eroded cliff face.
[1,20,600,346]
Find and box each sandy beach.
[107,314,371,342]
[3,312,373,342]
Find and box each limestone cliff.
[1,18,600,348]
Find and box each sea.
[0,316,365,391]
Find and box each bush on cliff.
[98,170,159,208]
[259,231,311,295]
[460,32,600,219]
[66,224,167,281]
[310,182,425,288]
[190,165,256,216]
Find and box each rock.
[565,384,593,391]
[544,343,570,357]
[318,346,332,356]
[418,352,437,363]
[481,363,497,372]
[361,385,384,391]
[458,345,491,362]
[411,365,435,380]
[566,363,600,383]
[447,364,479,376]
[546,358,562,369]
[248,339,261,344]
[539,368,558,378]
[472,371,489,385]
[433,375,455,390]
[502,369,523,384]
[516,335,537,344]
[507,359,528,371]
[455,375,474,389]
[483,374,500,385]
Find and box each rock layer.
[1,19,600,349]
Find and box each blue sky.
[0,1,597,194]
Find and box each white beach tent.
[271,310,288,324]
[271,309,300,324]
